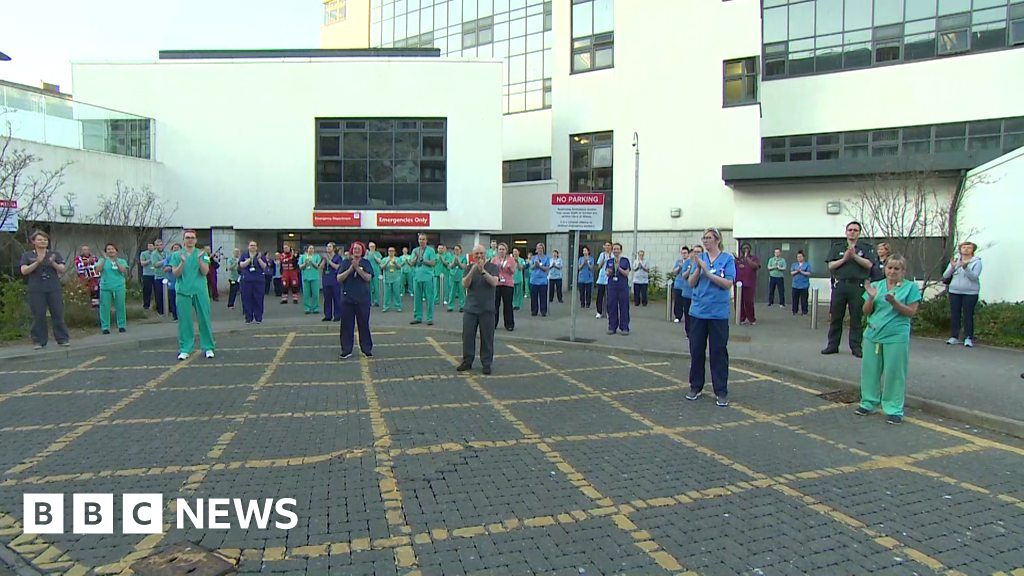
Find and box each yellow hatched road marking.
[0,356,105,402]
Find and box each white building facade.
[320,0,1024,300]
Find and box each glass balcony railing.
[0,81,153,160]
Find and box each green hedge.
[0,278,147,342]
[913,293,1024,348]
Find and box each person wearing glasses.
[458,244,500,375]
[170,230,216,359]
[822,221,877,358]
[686,228,736,407]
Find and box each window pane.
[789,135,813,147]
[969,120,1001,135]
[816,149,840,160]
[816,134,840,146]
[905,32,937,58]
[1012,19,1024,45]
[320,135,341,157]
[394,160,419,183]
[344,132,368,158]
[764,137,787,150]
[593,145,612,168]
[934,137,965,152]
[319,160,342,182]
[725,60,745,77]
[937,0,969,15]
[344,182,369,206]
[789,2,815,38]
[789,150,813,161]
[789,50,815,74]
[903,141,931,153]
[905,0,936,19]
[369,183,394,206]
[817,0,844,34]
[764,6,788,43]
[421,183,445,207]
[1005,118,1024,132]
[594,46,613,68]
[968,135,1000,151]
[874,0,904,25]
[593,0,614,34]
[395,183,419,205]
[938,29,968,53]
[344,160,368,182]
[903,126,932,140]
[817,46,845,69]
[1004,132,1024,150]
[973,6,1007,23]
[972,21,1007,50]
[875,41,902,61]
[724,79,745,104]
[572,1,593,37]
[369,131,394,158]
[844,145,870,158]
[573,51,592,72]
[845,0,874,30]
[846,131,870,144]
[935,123,965,138]
[370,159,394,183]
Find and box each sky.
[0,0,323,94]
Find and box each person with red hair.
[337,241,375,359]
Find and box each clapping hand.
[864,282,878,299]
[884,293,897,305]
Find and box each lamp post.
[631,131,639,259]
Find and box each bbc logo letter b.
[24,494,64,534]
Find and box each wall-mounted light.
[670,208,681,218]
[59,205,74,218]
[287,233,296,238]
[826,201,842,215]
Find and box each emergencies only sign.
[550,193,604,231]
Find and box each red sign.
[313,211,362,227]
[377,212,431,227]
[552,193,605,206]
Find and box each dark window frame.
[570,131,613,232]
[315,117,447,210]
[723,56,759,107]
[761,115,1024,163]
[503,157,553,183]
[571,0,615,74]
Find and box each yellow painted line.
[5,355,201,475]
[427,337,695,574]
[0,509,91,574]
[0,356,105,403]
[360,344,419,567]
[907,417,1024,458]
[900,463,1024,511]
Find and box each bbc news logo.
[23,494,298,534]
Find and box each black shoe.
[410,320,422,325]
[339,352,352,360]
[531,313,538,317]
[821,347,839,355]
[102,329,110,335]
[321,318,331,322]
[427,320,434,326]
[853,407,871,416]
[482,366,492,375]
[852,350,863,358]
[362,350,373,358]
[118,328,126,333]
[541,313,547,317]
[887,415,903,425]
[506,326,514,331]
[456,363,472,372]
[58,341,70,347]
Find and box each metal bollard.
[735,281,743,326]
[666,279,672,322]
[810,287,820,329]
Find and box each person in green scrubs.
[170,230,216,359]
[437,244,452,306]
[512,248,526,310]
[855,254,922,425]
[447,244,467,312]
[382,246,403,312]
[486,239,498,260]
[299,244,324,314]
[410,233,437,325]
[400,246,414,296]
[367,241,383,307]
[94,243,129,334]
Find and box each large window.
[324,0,347,25]
[503,157,552,182]
[315,118,447,210]
[370,0,553,114]
[82,119,152,159]
[571,0,614,73]
[724,57,759,106]
[570,132,613,231]
[761,115,1024,162]
[763,0,1024,79]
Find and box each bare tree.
[0,119,73,275]
[846,168,986,290]
[90,181,177,278]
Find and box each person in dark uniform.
[822,221,877,358]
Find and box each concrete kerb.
[2,323,1020,441]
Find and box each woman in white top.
[632,250,651,307]
[943,241,983,348]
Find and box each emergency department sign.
[550,193,604,231]
[0,199,17,233]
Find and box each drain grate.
[819,389,860,404]
[131,543,235,576]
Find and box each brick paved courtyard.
[1,326,1023,575]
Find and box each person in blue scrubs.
[604,243,631,335]
[338,241,375,359]
[686,228,736,407]
[790,250,812,315]
[528,243,552,317]
[577,246,594,309]
[238,241,268,323]
[322,242,343,322]
[671,245,696,335]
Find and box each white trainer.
[177,352,188,361]
[205,350,215,359]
